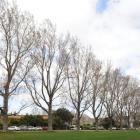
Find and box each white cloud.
[87,0,140,77]
[5,0,140,114]
[9,0,140,75]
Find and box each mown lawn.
[0,131,140,140]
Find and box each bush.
[52,108,73,130]
[101,118,115,130]
[82,124,92,130]
[0,121,2,130]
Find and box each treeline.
[0,0,140,131]
[0,108,73,130]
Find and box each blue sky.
[96,0,109,13]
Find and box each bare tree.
[25,20,71,130]
[89,57,105,130]
[124,78,139,129]
[132,92,140,129]
[103,66,121,130]
[66,39,91,130]
[114,75,129,129]
[0,1,35,131]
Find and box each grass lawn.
[0,131,140,140]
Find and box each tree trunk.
[109,117,113,130]
[120,116,123,130]
[48,101,53,131]
[127,115,130,130]
[2,95,8,131]
[95,118,99,130]
[76,111,80,131]
[120,109,123,130]
[120,111,123,130]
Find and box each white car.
[8,126,20,131]
[112,127,116,130]
[70,125,81,130]
[27,126,37,131]
[19,125,28,131]
[34,127,42,130]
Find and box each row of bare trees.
[101,67,140,130]
[65,48,140,130]
[0,0,140,131]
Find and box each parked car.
[19,125,28,131]
[71,127,77,130]
[8,126,20,131]
[70,125,81,130]
[112,127,117,130]
[27,126,36,131]
[19,125,42,131]
[90,127,96,130]
[98,126,104,130]
[42,126,48,130]
[34,126,42,130]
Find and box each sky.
[8,0,140,79]
[96,0,109,13]
[7,0,140,114]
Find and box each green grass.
[0,131,140,140]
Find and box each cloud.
[10,0,140,76]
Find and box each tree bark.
[127,115,130,129]
[95,118,99,130]
[109,117,113,130]
[48,100,53,131]
[120,115,123,130]
[2,95,8,131]
[76,111,80,131]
